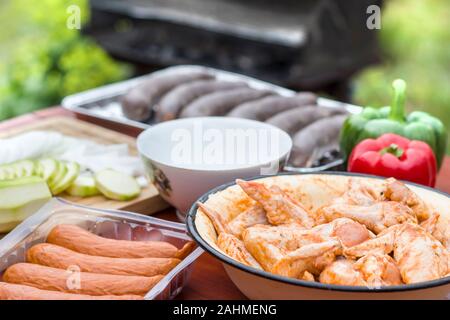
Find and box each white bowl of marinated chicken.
[187,173,450,299]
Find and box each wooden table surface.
[1,107,449,300]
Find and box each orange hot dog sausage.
[27,243,180,277]
[47,224,182,259]
[0,282,142,300]
[4,263,163,296]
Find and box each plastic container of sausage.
[0,198,203,300]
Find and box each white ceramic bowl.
[137,117,292,216]
[187,172,450,300]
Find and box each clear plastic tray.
[0,198,203,300]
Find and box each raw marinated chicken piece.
[270,239,341,278]
[393,224,448,283]
[343,229,396,257]
[248,242,286,272]
[383,178,431,221]
[242,218,369,273]
[197,203,263,270]
[242,223,308,253]
[197,202,230,234]
[216,232,263,270]
[420,213,450,251]
[196,201,267,238]
[242,219,369,276]
[227,205,268,238]
[420,213,440,234]
[242,224,339,274]
[432,221,450,252]
[333,178,383,206]
[236,179,315,228]
[241,224,305,270]
[320,254,402,287]
[320,201,417,234]
[353,253,402,287]
[320,258,367,286]
[312,217,371,248]
[243,218,369,258]
[301,271,316,282]
[345,223,449,284]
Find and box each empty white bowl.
[137,117,292,217]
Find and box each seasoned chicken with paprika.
[198,177,449,287]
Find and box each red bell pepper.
[348,133,437,187]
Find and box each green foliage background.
[0,0,130,120]
[0,0,448,155]
[354,0,450,154]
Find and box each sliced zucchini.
[51,162,80,195]
[0,164,15,180]
[0,176,52,233]
[48,161,67,192]
[37,158,59,181]
[95,169,140,201]
[66,175,99,197]
[11,160,35,178]
[0,198,50,233]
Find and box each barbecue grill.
[86,0,382,100]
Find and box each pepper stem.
[389,79,407,122]
[380,143,404,158]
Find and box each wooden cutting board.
[0,116,169,215]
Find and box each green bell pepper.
[340,79,447,168]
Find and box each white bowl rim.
[136,117,293,172]
[187,171,450,293]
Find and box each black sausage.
[226,92,318,120]
[121,70,213,121]
[179,88,272,118]
[289,114,348,167]
[266,106,348,135]
[154,80,248,122]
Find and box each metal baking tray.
[62,65,362,172]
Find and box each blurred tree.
[0,0,130,120]
[354,0,450,153]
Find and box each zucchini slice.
[11,160,36,178]
[0,176,52,232]
[0,160,36,180]
[47,161,67,191]
[66,175,99,197]
[37,158,59,181]
[95,169,140,201]
[0,164,15,180]
[51,162,80,195]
